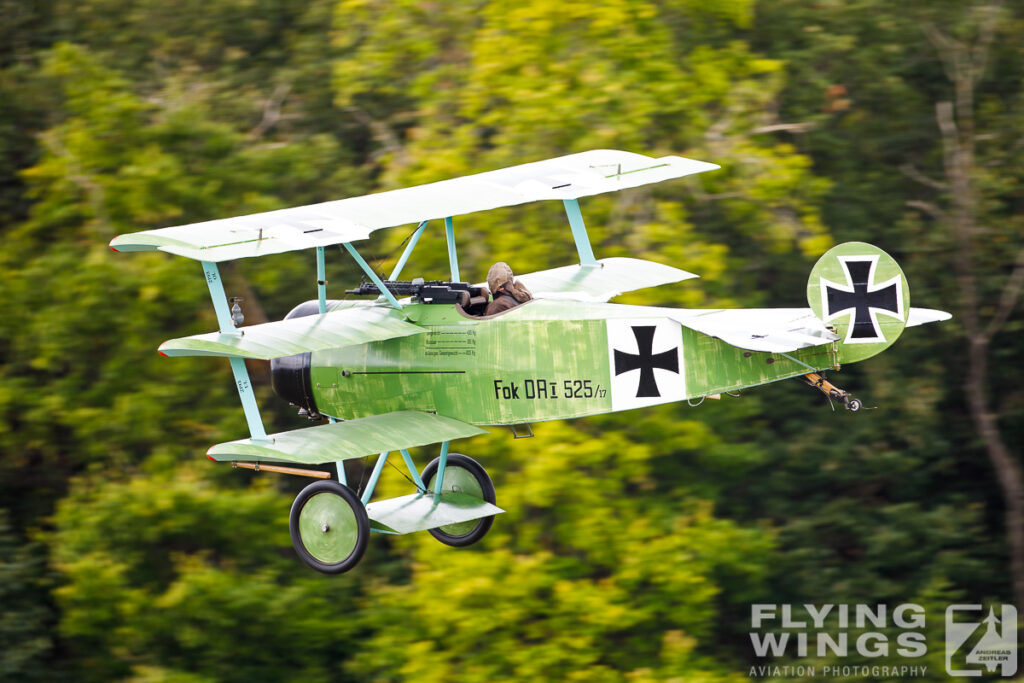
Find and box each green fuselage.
[310,300,837,425]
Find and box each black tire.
[846,398,863,412]
[421,453,496,548]
[289,480,369,574]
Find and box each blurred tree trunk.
[917,3,1024,625]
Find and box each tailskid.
[801,373,863,412]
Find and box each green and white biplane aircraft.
[110,150,951,574]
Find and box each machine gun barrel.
[345,278,446,297]
[345,278,484,307]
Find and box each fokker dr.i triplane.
[110,150,951,573]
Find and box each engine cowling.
[270,300,335,417]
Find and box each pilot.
[485,262,533,315]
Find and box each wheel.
[289,480,369,574]
[846,398,863,412]
[421,453,496,547]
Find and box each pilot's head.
[487,262,514,295]
[487,262,532,303]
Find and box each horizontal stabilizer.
[906,307,952,327]
[507,257,697,303]
[159,305,426,359]
[671,308,840,353]
[109,150,718,262]
[208,411,486,464]
[367,492,503,535]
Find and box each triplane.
[110,150,951,573]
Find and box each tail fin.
[806,242,910,364]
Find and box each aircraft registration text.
[492,379,607,401]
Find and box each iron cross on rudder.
[614,326,680,398]
[822,259,901,341]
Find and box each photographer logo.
[945,604,1017,677]
[748,603,1019,678]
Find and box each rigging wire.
[355,455,369,497]
[339,224,421,285]
[336,224,424,302]
[385,456,424,493]
[356,452,425,499]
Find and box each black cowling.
[270,300,336,417]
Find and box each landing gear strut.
[801,373,862,412]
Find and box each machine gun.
[346,277,487,308]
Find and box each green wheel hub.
[420,452,496,548]
[298,492,359,564]
[428,464,486,536]
[290,480,369,574]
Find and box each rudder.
[806,242,910,364]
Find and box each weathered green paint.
[425,462,486,535]
[807,241,909,364]
[207,411,486,464]
[311,300,837,425]
[159,304,426,359]
[313,303,612,424]
[680,327,836,397]
[365,491,503,535]
[298,492,360,563]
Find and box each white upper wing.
[110,150,718,262]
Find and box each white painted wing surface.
[109,150,719,262]
[207,411,487,464]
[487,257,699,303]
[157,304,427,359]
[906,307,952,327]
[671,308,841,353]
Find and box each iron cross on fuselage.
[824,259,900,340]
[614,326,679,398]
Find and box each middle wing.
[159,304,426,359]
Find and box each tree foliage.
[0,0,1020,680]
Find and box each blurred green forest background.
[1,0,1022,680]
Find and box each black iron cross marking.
[823,259,900,340]
[614,326,679,398]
